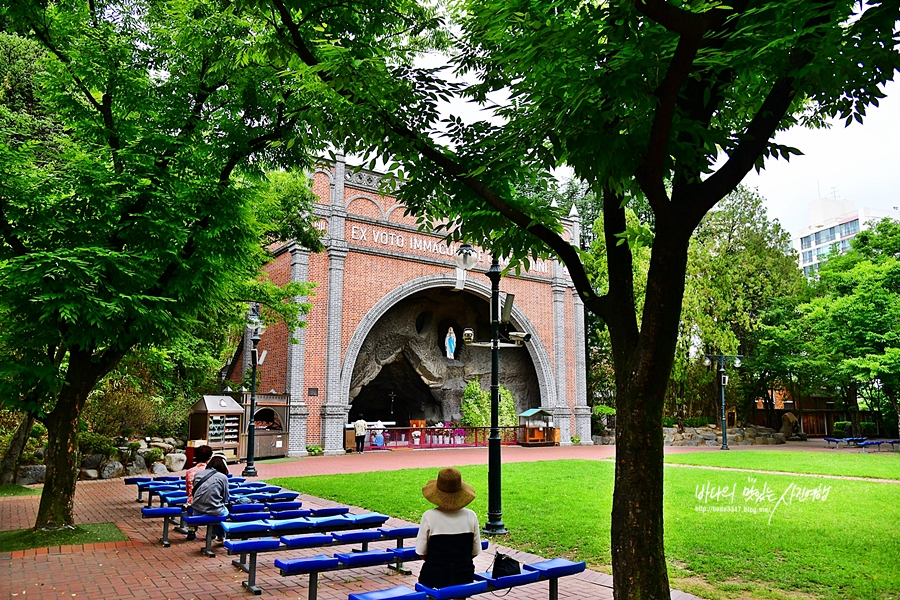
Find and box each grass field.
[665,448,900,480]
[0,523,127,553]
[271,457,900,600]
[0,484,42,497]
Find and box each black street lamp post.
[242,304,262,477]
[704,353,741,450]
[456,243,509,535]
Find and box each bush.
[662,417,676,427]
[860,422,877,435]
[833,421,852,436]
[306,445,323,456]
[30,423,47,439]
[144,423,160,438]
[79,432,116,458]
[144,447,164,464]
[684,417,714,428]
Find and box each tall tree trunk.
[0,413,36,485]
[608,223,690,600]
[35,347,124,530]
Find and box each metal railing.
[360,425,522,451]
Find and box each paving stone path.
[4,443,783,600]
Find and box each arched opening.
[348,287,540,424]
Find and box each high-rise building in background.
[792,198,899,277]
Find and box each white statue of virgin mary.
[445,327,457,359]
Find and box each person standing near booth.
[353,416,368,453]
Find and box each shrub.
[833,421,852,436]
[860,422,877,435]
[460,378,489,427]
[306,445,323,456]
[79,432,116,458]
[570,436,581,444]
[662,417,676,427]
[684,417,713,428]
[30,423,47,439]
[144,423,160,438]
[144,447,164,463]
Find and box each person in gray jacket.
[190,455,230,541]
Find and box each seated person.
[184,444,214,541]
[190,455,230,542]
[415,467,481,588]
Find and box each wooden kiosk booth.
[518,408,557,446]
[187,395,244,462]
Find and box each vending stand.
[188,395,244,462]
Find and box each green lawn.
[0,484,42,497]
[0,523,127,552]
[271,459,900,600]
[665,448,900,480]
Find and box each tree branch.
[633,0,704,36]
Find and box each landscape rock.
[149,442,174,453]
[81,453,105,470]
[130,454,147,471]
[100,461,125,479]
[80,469,99,480]
[16,465,46,485]
[164,452,187,472]
[126,464,149,476]
[150,462,169,475]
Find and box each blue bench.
[142,499,308,548]
[886,439,900,450]
[859,440,884,452]
[824,437,843,449]
[351,557,585,600]
[219,515,395,594]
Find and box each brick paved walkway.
[0,444,743,600]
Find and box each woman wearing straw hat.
[415,467,482,589]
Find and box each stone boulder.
[150,462,169,475]
[17,464,46,485]
[164,453,187,473]
[130,454,147,472]
[99,461,125,479]
[773,432,787,444]
[81,453,105,470]
[80,469,99,480]
[149,441,174,453]
[126,464,148,476]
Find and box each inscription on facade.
[350,224,548,274]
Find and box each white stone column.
[551,259,572,445]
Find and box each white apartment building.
[793,199,898,277]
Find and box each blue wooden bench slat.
[221,519,271,534]
[230,503,268,514]
[349,587,425,600]
[125,477,151,485]
[332,530,383,544]
[414,580,488,600]
[271,492,300,501]
[229,511,273,522]
[391,547,420,561]
[523,558,587,578]
[280,533,334,548]
[474,569,541,589]
[379,526,419,539]
[224,538,281,553]
[269,509,312,520]
[276,554,340,575]
[310,506,350,516]
[335,549,397,567]
[268,501,304,511]
[267,517,315,531]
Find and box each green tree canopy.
[0,0,323,529]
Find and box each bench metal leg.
[309,572,318,600]
[146,491,155,508]
[232,551,250,573]
[137,487,145,502]
[549,577,559,600]
[388,538,412,575]
[242,552,262,595]
[160,517,171,548]
[202,527,215,557]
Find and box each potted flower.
[411,430,421,445]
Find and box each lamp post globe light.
[242,303,262,477]
[703,353,742,450]
[455,243,507,535]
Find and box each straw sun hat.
[422,467,476,511]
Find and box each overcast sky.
[743,80,900,236]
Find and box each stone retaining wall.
[664,425,786,447]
